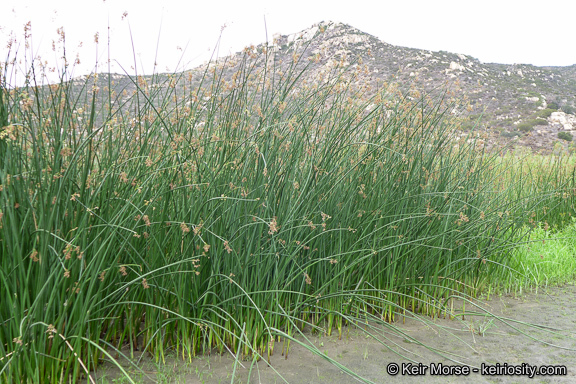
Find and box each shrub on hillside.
[517,118,548,132]
[500,131,521,138]
[561,105,575,115]
[558,131,573,141]
[533,118,548,126]
[537,108,556,118]
[517,123,533,132]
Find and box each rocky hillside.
[71,21,576,153]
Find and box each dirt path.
[93,283,576,383]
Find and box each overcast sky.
[2,0,575,83]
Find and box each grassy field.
[1,40,576,383]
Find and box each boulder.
[449,61,465,71]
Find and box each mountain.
[73,21,576,153]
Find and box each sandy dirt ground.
[91,283,576,384]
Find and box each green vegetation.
[558,131,574,141]
[505,222,576,291]
[561,105,576,115]
[517,118,548,132]
[516,123,533,132]
[1,37,576,384]
[536,108,556,119]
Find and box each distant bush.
[533,118,548,126]
[516,118,546,132]
[558,131,573,141]
[517,123,533,132]
[547,101,560,110]
[537,108,556,118]
[561,105,575,115]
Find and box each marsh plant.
[1,27,575,383]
